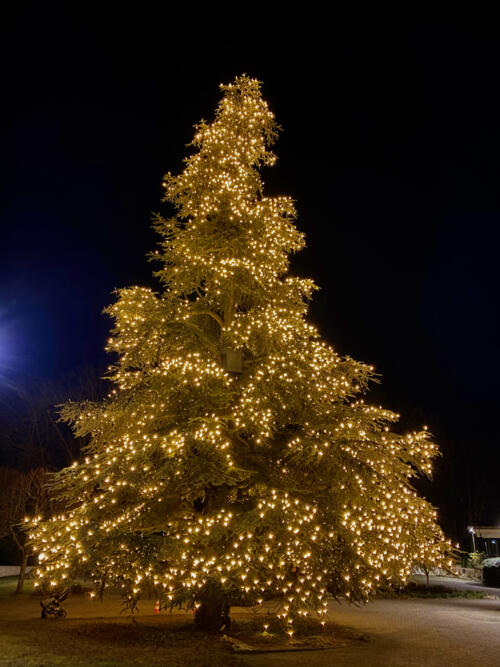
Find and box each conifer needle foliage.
[31,76,450,629]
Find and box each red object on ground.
[154,600,160,613]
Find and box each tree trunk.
[194,588,230,632]
[15,548,28,594]
[223,284,236,327]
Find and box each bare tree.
[0,366,104,470]
[0,467,51,593]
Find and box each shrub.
[468,551,486,568]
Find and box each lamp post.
[468,526,476,552]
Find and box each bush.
[378,581,485,599]
[468,551,486,568]
[482,557,500,568]
[482,557,500,587]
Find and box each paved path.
[242,596,500,667]
[412,573,500,596]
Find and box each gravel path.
[242,596,500,667]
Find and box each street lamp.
[468,526,476,552]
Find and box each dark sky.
[1,14,499,541]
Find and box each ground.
[245,594,500,667]
[0,575,499,666]
[0,577,245,666]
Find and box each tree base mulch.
[223,616,368,654]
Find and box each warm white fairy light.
[30,75,450,628]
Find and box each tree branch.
[187,310,224,329]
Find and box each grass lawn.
[0,577,368,665]
[378,580,487,599]
[0,577,245,666]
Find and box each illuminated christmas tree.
[31,76,449,632]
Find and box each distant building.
[469,526,500,556]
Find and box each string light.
[30,75,450,628]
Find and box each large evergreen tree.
[32,76,448,631]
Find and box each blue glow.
[0,308,20,389]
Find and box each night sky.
[2,14,499,542]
